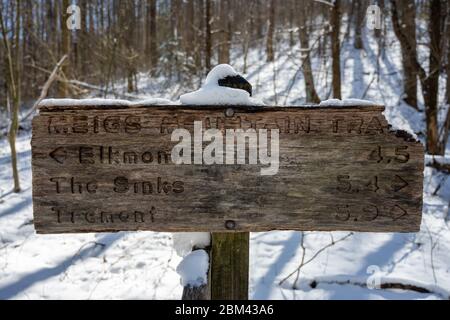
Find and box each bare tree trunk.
[0,3,21,192]
[392,0,418,109]
[438,1,450,154]
[354,0,364,50]
[242,1,255,74]
[149,0,157,74]
[205,0,212,71]
[122,1,137,92]
[288,0,295,47]
[184,0,195,60]
[195,0,205,74]
[446,1,450,106]
[424,0,442,154]
[23,1,34,94]
[79,0,88,79]
[331,0,342,99]
[59,0,70,97]
[218,0,230,64]
[266,0,275,62]
[255,0,263,40]
[391,0,442,154]
[298,2,320,103]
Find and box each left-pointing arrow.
[49,147,67,164]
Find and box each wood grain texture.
[211,233,249,300]
[31,104,424,234]
[182,283,211,300]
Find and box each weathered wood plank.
[211,233,249,300]
[31,104,424,234]
[182,283,211,300]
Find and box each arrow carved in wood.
[391,175,408,192]
[390,205,408,221]
[49,147,67,164]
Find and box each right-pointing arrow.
[50,147,67,164]
[391,175,408,192]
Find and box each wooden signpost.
[31,101,424,299]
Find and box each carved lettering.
[33,105,423,234]
[335,204,408,222]
[48,116,70,134]
[124,116,141,133]
[50,177,97,194]
[347,117,364,134]
[123,151,138,164]
[365,117,384,134]
[79,147,94,164]
[113,176,184,195]
[51,207,156,225]
[72,116,89,134]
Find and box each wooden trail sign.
[32,102,424,234]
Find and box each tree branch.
[279,232,354,286]
[20,55,68,122]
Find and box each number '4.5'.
[368,146,410,164]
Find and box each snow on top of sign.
[204,64,239,86]
[173,232,211,257]
[39,97,175,107]
[319,98,380,107]
[176,250,209,287]
[180,86,260,105]
[180,64,264,106]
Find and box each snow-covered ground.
[1,29,450,299]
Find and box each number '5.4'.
[368,146,409,164]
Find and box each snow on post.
[180,64,263,106]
